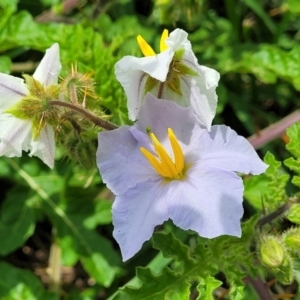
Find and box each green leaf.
[244,175,271,210]
[0,186,36,255]
[6,160,121,287]
[152,232,195,267]
[0,56,11,73]
[197,276,222,300]
[284,123,300,187]
[286,204,300,224]
[287,0,300,13]
[0,261,56,300]
[114,267,190,300]
[262,152,289,208]
[83,199,112,229]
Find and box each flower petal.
[115,50,173,120]
[168,167,244,238]
[0,73,28,110]
[33,43,61,86]
[30,124,55,168]
[195,125,268,175]
[135,94,198,152]
[113,179,169,261]
[164,28,220,130]
[96,126,158,196]
[0,114,32,156]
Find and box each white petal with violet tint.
[33,43,61,86]
[115,50,173,121]
[113,178,169,261]
[30,124,55,168]
[168,167,244,238]
[165,28,191,51]
[135,94,198,153]
[195,125,268,175]
[97,126,158,196]
[0,73,27,110]
[0,114,32,157]
[164,29,220,130]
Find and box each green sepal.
[144,75,159,94]
[6,74,60,139]
[167,76,182,96]
[173,48,185,60]
[173,60,198,77]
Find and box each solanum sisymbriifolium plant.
[2,15,300,299]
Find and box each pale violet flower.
[115,28,220,130]
[0,43,61,168]
[96,93,267,261]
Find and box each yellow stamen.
[137,35,156,57]
[160,29,169,52]
[137,29,169,57]
[140,128,185,179]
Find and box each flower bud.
[283,227,300,254]
[258,235,285,268]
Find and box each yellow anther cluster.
[137,29,169,57]
[140,128,184,179]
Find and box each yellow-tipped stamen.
[137,35,156,57]
[160,29,169,52]
[140,128,185,179]
[140,147,170,177]
[168,128,184,172]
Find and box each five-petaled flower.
[0,43,61,168]
[96,93,267,261]
[115,28,220,130]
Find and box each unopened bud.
[258,235,285,268]
[283,227,300,254]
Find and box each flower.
[96,93,267,261]
[0,43,61,168]
[115,28,220,130]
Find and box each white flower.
[0,43,61,168]
[115,29,220,130]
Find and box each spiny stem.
[50,100,118,131]
[248,110,300,149]
[157,82,165,99]
[256,198,298,228]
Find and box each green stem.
[50,100,118,131]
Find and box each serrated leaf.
[114,267,190,300]
[285,123,300,158]
[0,262,56,300]
[286,204,300,224]
[263,152,289,208]
[152,232,195,266]
[197,276,222,300]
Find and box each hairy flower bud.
[283,227,300,254]
[258,235,286,268]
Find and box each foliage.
[1,0,300,299]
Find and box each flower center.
[140,128,184,179]
[137,29,169,57]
